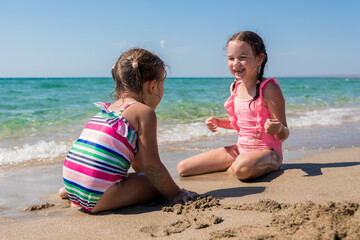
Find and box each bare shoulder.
[136,104,156,122]
[121,103,156,132]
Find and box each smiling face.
[227,40,264,82]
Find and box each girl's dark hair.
[227,31,268,105]
[112,48,166,100]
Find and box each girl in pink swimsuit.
[177,31,290,180]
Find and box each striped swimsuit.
[63,102,138,211]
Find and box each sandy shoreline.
[0,146,359,239]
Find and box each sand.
[1,147,360,239]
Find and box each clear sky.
[1,0,359,78]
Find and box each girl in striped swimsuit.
[59,48,196,213]
[177,31,290,180]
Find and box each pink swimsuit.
[224,78,283,156]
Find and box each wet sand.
[0,146,360,239]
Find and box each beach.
[1,77,360,239]
[2,0,360,237]
[1,127,360,239]
[0,143,360,239]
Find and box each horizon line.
[1,75,360,79]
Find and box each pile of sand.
[140,196,223,237]
[24,202,55,211]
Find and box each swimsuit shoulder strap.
[259,78,281,99]
[118,101,139,115]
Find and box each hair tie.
[132,62,138,69]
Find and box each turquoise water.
[1,77,360,166]
[0,78,112,146]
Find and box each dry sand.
[1,147,360,239]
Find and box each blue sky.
[1,0,359,78]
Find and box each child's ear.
[148,80,158,95]
[257,53,265,66]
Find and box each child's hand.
[171,189,198,204]
[264,119,284,136]
[205,117,218,132]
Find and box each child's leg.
[91,173,162,213]
[228,150,282,180]
[177,145,238,177]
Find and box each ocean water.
[1,77,360,167]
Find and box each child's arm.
[136,106,195,202]
[263,82,290,141]
[205,117,232,132]
[204,81,237,132]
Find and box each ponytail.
[112,48,166,101]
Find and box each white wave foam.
[157,122,233,144]
[3,107,359,167]
[288,107,360,128]
[0,140,73,167]
[159,107,360,142]
[1,124,227,167]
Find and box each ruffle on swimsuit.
[224,78,281,139]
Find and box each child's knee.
[232,161,254,180]
[176,161,186,176]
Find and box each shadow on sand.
[242,161,360,183]
[281,161,360,177]
[204,186,265,200]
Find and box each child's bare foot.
[59,187,81,209]
[70,202,79,208]
[58,187,68,199]
[227,166,234,176]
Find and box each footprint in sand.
[140,219,191,237]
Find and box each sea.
[1,77,360,168]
